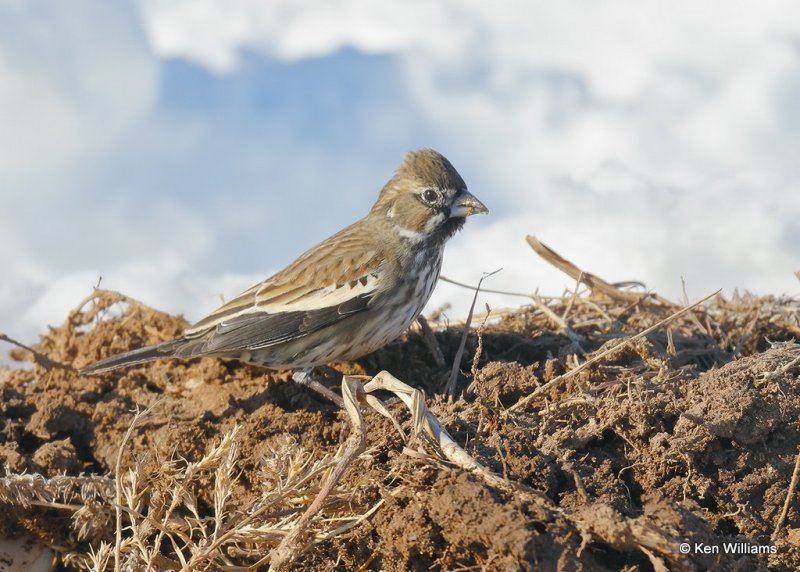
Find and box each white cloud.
[138,0,464,71]
[135,1,800,191]
[7,255,265,343]
[0,1,158,184]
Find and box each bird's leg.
[292,368,344,408]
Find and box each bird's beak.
[449,191,489,218]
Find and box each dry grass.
[1,425,351,570]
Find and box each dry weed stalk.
[269,377,368,570]
[525,235,673,306]
[0,332,72,370]
[0,472,114,510]
[443,269,500,399]
[416,314,446,367]
[772,449,800,543]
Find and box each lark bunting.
[80,149,487,376]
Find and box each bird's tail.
[79,339,187,375]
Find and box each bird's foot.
[292,368,344,408]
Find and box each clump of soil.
[1,285,799,571]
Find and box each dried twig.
[526,235,672,305]
[470,305,491,380]
[773,449,800,542]
[763,353,800,381]
[114,404,154,572]
[443,269,501,399]
[269,378,367,570]
[0,332,72,370]
[439,275,532,299]
[416,315,446,367]
[530,292,585,354]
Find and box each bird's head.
[371,149,488,245]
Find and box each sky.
[1,0,799,351]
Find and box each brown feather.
[185,221,386,337]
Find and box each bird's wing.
[182,223,387,353]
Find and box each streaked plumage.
[80,149,487,375]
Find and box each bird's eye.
[421,188,441,205]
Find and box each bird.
[80,149,487,398]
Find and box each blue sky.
[2,0,799,348]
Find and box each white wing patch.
[254,272,381,314]
[185,260,385,338]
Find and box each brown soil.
[1,287,799,571]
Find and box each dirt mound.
[1,281,800,570]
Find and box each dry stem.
[526,235,673,306]
[443,269,501,399]
[269,377,368,570]
[772,449,800,542]
[114,405,154,572]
